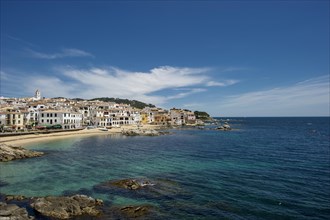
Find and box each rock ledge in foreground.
[0,202,34,220]
[30,194,103,219]
[0,144,44,162]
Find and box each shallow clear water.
[1,117,329,219]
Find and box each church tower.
[34,89,41,101]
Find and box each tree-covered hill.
[194,111,211,120]
[89,97,155,109]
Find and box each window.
[42,113,44,117]
[18,120,20,124]
[47,113,49,117]
[55,113,57,117]
[50,113,53,117]
[47,119,49,123]
[55,119,57,123]
[42,119,44,123]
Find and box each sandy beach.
[0,124,163,147]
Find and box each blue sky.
[1,0,329,116]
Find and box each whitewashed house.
[39,110,82,129]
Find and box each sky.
[1,0,329,117]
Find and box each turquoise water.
[1,117,329,219]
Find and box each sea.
[1,117,329,219]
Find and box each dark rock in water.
[121,129,162,136]
[109,205,154,219]
[0,180,9,188]
[0,202,34,219]
[5,195,26,201]
[95,178,189,201]
[30,194,103,219]
[216,124,232,131]
[0,144,44,162]
[99,179,153,190]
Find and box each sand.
[0,124,163,147]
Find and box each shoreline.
[0,124,163,147]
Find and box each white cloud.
[213,75,330,116]
[25,77,74,98]
[26,48,94,59]
[17,66,235,105]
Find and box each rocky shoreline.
[0,177,182,219]
[0,202,33,220]
[0,144,44,162]
[1,197,155,220]
[0,194,103,220]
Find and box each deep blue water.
[1,117,329,219]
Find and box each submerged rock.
[0,202,34,219]
[98,179,153,190]
[95,177,188,202]
[0,144,44,162]
[30,194,103,219]
[0,180,9,188]
[111,205,154,218]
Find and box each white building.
[0,113,6,129]
[39,110,82,129]
[170,109,185,125]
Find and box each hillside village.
[0,90,209,132]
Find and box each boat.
[98,127,108,131]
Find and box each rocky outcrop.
[30,194,103,219]
[0,202,34,220]
[121,129,162,136]
[95,178,187,202]
[0,144,44,162]
[216,123,232,131]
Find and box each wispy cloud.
[26,48,94,59]
[5,34,36,47]
[59,66,211,104]
[206,80,239,87]
[221,67,248,72]
[0,71,9,80]
[214,75,330,116]
[166,88,206,100]
[5,66,235,105]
